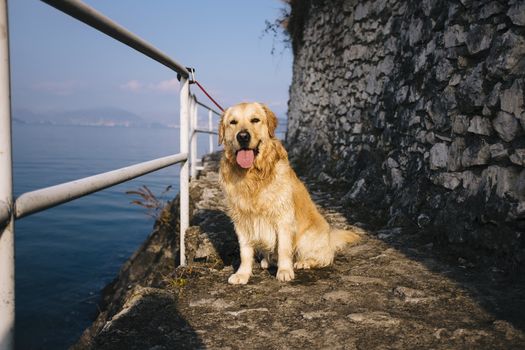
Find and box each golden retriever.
[219,102,361,284]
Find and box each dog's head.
[219,102,278,169]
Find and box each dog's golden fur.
[219,102,361,284]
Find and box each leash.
[185,67,225,112]
[192,80,225,112]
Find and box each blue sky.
[8,0,292,124]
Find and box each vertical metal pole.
[0,0,14,349]
[179,77,189,267]
[190,96,197,178]
[208,109,213,154]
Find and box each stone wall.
[286,0,525,268]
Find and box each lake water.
[12,124,216,349]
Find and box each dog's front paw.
[228,273,250,285]
[276,268,295,282]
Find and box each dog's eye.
[251,118,260,123]
[230,120,238,125]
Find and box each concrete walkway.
[74,153,525,349]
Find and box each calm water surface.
[12,124,214,349]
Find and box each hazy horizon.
[9,1,292,124]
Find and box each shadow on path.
[306,178,525,333]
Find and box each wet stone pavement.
[74,153,525,349]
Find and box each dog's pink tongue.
[236,150,255,168]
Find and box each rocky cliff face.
[286,0,525,269]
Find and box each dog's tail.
[330,226,363,252]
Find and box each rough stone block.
[500,80,524,118]
[409,115,421,127]
[449,73,461,86]
[409,18,424,46]
[461,170,482,195]
[462,142,490,167]
[481,166,520,200]
[395,85,409,104]
[467,116,492,136]
[435,59,454,82]
[345,44,369,61]
[390,168,404,189]
[493,111,521,142]
[480,1,505,19]
[507,1,525,26]
[352,123,363,134]
[408,85,422,104]
[426,100,449,129]
[517,170,525,201]
[354,2,370,21]
[466,24,494,55]
[386,157,399,169]
[487,30,525,75]
[444,25,466,48]
[378,55,395,75]
[482,105,492,117]
[430,143,449,170]
[510,149,525,167]
[490,143,509,161]
[448,138,466,171]
[458,64,485,107]
[487,82,502,107]
[414,49,428,73]
[452,115,469,134]
[431,172,462,190]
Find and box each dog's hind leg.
[294,228,334,269]
[294,258,319,270]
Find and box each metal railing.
[190,96,220,177]
[0,0,222,348]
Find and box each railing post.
[0,0,15,348]
[208,109,213,154]
[179,77,189,267]
[190,95,198,178]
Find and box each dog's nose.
[236,130,251,146]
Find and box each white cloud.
[120,78,180,94]
[120,80,143,92]
[31,80,79,96]
[148,78,179,93]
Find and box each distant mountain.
[12,107,162,128]
[12,117,27,124]
[52,107,143,127]
[11,107,288,130]
[12,108,46,124]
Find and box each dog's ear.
[218,110,227,145]
[261,104,278,138]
